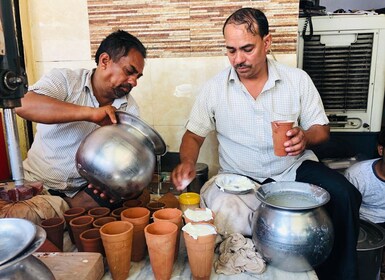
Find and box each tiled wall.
[87,0,299,58]
[22,0,299,177]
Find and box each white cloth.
[200,175,261,237]
[186,58,328,182]
[344,158,385,223]
[214,233,266,275]
[23,68,140,196]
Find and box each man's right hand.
[171,162,196,191]
[90,105,118,126]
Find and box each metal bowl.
[252,181,334,272]
[76,112,166,200]
[0,218,37,266]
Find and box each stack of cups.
[63,207,86,244]
[69,215,94,252]
[80,228,105,256]
[153,208,183,261]
[182,223,217,280]
[145,221,178,280]
[87,207,111,219]
[40,217,65,251]
[100,221,134,280]
[121,207,151,262]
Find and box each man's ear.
[377,144,383,156]
[98,52,111,70]
[263,33,272,53]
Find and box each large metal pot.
[75,111,166,201]
[357,219,385,280]
[252,181,334,272]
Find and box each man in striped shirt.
[16,30,146,210]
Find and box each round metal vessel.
[252,181,334,272]
[76,112,166,200]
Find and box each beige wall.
[20,0,298,178]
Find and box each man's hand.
[284,124,330,156]
[87,184,117,204]
[171,161,196,191]
[90,105,118,126]
[284,127,306,156]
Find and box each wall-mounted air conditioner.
[297,14,385,132]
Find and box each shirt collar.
[85,68,128,108]
[85,69,95,93]
[228,58,281,90]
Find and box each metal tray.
[0,225,46,270]
[0,218,37,266]
[0,255,55,279]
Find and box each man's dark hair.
[378,128,385,147]
[94,30,147,65]
[223,7,269,38]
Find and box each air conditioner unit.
[297,14,385,132]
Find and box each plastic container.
[179,192,200,213]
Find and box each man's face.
[224,23,271,80]
[106,48,145,99]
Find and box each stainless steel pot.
[75,112,166,200]
[252,181,334,272]
[357,219,385,280]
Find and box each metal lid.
[357,219,385,251]
[116,111,167,156]
[195,163,208,173]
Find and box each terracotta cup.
[110,207,128,221]
[183,223,217,280]
[153,208,183,261]
[93,216,117,228]
[88,207,111,219]
[183,208,215,225]
[100,221,134,280]
[123,199,143,208]
[271,120,294,156]
[80,228,105,256]
[63,207,86,244]
[69,215,94,252]
[40,217,65,251]
[121,207,150,262]
[146,201,166,219]
[144,221,178,280]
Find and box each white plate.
[0,218,37,266]
[215,174,258,194]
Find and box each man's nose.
[127,76,138,88]
[233,51,245,65]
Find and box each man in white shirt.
[16,30,146,210]
[171,8,361,280]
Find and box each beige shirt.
[186,59,328,182]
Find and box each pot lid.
[357,219,385,251]
[116,111,167,156]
